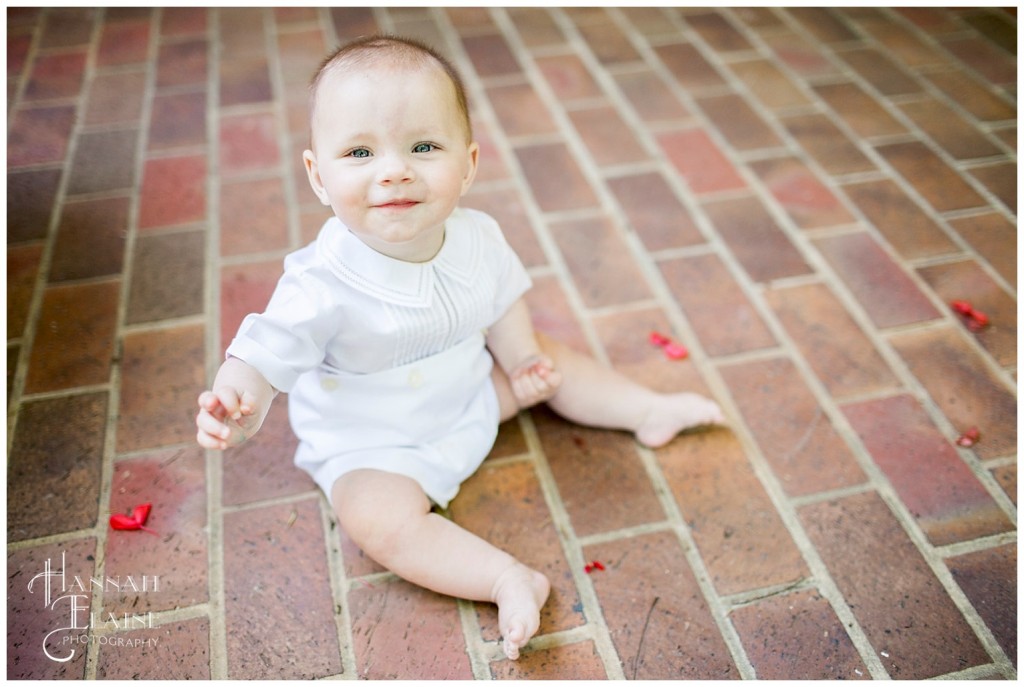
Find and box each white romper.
[225,207,532,508]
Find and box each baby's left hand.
[509,355,562,408]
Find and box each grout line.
[630,446,759,679]
[309,7,362,679]
[203,7,229,680]
[8,527,108,552]
[718,10,1018,675]
[599,8,897,677]
[700,5,1019,527]
[721,576,816,609]
[83,6,160,678]
[933,662,1008,681]
[513,409,627,680]
[457,597,494,679]
[220,490,321,515]
[933,530,1018,560]
[92,601,212,633]
[6,8,96,457]
[787,10,1017,295]
[317,495,359,679]
[575,520,673,548]
[467,8,613,366]
[18,382,115,405]
[262,9,304,254]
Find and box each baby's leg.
[332,469,550,659]
[493,333,723,447]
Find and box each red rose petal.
[110,503,159,535]
[110,513,142,530]
[649,331,671,347]
[950,300,973,316]
[950,300,990,331]
[956,427,981,447]
[663,343,689,360]
[131,503,152,525]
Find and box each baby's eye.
[412,142,436,153]
[347,148,371,158]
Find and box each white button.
[321,377,339,392]
[408,370,424,389]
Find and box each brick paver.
[6,6,1016,680]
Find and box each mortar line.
[751,8,1018,669]
[220,490,321,515]
[9,7,122,677]
[90,601,212,632]
[203,7,228,679]
[583,10,895,677]
[933,662,1009,680]
[879,8,1018,132]
[676,8,1020,531]
[17,383,115,405]
[663,7,1017,678]
[478,8,616,367]
[317,494,358,679]
[575,520,674,549]
[761,8,1018,297]
[6,8,99,457]
[484,8,717,677]
[263,6,303,253]
[708,9,1018,674]
[630,446,759,679]
[933,531,1018,560]
[315,8,362,678]
[513,409,626,679]
[5,7,43,136]
[513,7,868,679]
[455,596,494,679]
[83,6,163,676]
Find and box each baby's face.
[303,63,479,262]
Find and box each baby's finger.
[196,429,228,451]
[237,389,260,416]
[516,373,548,405]
[212,387,245,420]
[196,417,229,449]
[531,355,556,378]
[196,410,232,444]
[198,390,224,413]
[543,368,563,392]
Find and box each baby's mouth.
[374,199,419,210]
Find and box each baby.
[196,35,723,661]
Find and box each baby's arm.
[486,298,563,408]
[196,356,278,450]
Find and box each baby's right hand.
[195,387,259,450]
[509,355,563,408]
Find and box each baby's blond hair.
[308,34,472,144]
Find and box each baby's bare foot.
[491,563,550,660]
[636,392,725,448]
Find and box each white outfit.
[226,208,532,508]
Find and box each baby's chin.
[351,225,446,262]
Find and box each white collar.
[316,208,480,307]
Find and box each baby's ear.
[460,141,480,194]
[302,150,331,206]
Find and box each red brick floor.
[6,6,1017,680]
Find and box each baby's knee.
[330,469,429,559]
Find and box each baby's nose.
[377,153,414,184]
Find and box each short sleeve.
[225,252,339,393]
[468,209,532,325]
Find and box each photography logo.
[27,551,161,663]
